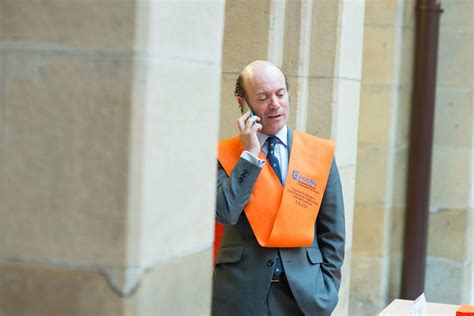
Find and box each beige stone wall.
[351,0,415,314]
[219,1,365,315]
[0,1,225,315]
[424,0,473,305]
[352,0,473,314]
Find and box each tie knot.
[267,136,279,148]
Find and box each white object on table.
[410,293,427,316]
[379,299,459,316]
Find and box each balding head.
[234,60,289,99]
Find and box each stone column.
[350,0,416,314]
[290,1,365,314]
[0,1,225,315]
[328,1,366,314]
[219,1,365,315]
[424,0,473,305]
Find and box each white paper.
[410,293,427,316]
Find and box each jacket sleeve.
[215,158,262,225]
[316,158,346,295]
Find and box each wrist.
[248,147,259,156]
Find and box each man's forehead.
[254,84,286,95]
[243,65,285,90]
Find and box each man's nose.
[268,95,280,109]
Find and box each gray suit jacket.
[212,128,345,316]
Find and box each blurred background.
[0,0,472,315]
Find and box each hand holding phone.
[237,99,261,156]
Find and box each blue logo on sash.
[292,170,317,187]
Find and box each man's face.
[243,66,289,136]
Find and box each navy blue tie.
[267,136,283,184]
[266,136,284,277]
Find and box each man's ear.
[236,96,244,107]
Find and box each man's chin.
[262,124,284,136]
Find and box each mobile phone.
[240,100,256,126]
[240,100,254,116]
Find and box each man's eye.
[259,97,267,101]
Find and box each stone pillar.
[0,1,225,315]
[352,0,474,313]
[328,1,366,314]
[350,0,416,314]
[296,1,365,314]
[424,0,473,305]
[219,1,365,315]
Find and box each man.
[212,60,345,316]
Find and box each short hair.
[234,71,290,98]
[234,73,246,98]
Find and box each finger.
[246,115,261,129]
[237,120,245,132]
[243,119,254,133]
[237,116,246,131]
[245,115,259,127]
[242,111,254,124]
[251,123,263,132]
[241,111,251,121]
[238,112,251,129]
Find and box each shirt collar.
[257,125,288,148]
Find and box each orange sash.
[218,130,334,247]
